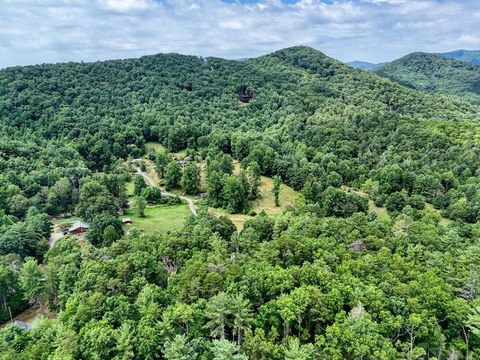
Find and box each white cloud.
[0,0,479,68]
[102,0,154,11]
[364,0,408,4]
[458,33,480,45]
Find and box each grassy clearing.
[55,216,81,225]
[232,160,241,175]
[124,204,190,234]
[368,200,389,217]
[439,217,453,227]
[252,176,300,215]
[52,216,81,233]
[145,141,166,153]
[209,175,301,230]
[348,187,453,225]
[174,149,188,159]
[208,208,250,230]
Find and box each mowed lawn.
[124,204,191,233]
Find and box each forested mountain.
[440,49,480,65]
[3,46,480,359]
[374,52,480,104]
[347,60,381,70]
[349,49,480,71]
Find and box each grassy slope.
[348,187,453,225]
[209,175,301,230]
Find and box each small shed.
[122,218,133,225]
[69,221,89,235]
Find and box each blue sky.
[0,0,479,68]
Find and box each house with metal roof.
[68,221,89,235]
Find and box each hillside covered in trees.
[348,49,480,71]
[374,53,480,104]
[440,50,480,65]
[2,46,480,359]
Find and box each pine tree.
[205,292,231,339]
[230,294,253,346]
[164,334,197,360]
[211,339,248,360]
[272,176,281,207]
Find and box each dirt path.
[135,168,197,216]
[0,306,56,330]
[48,232,64,247]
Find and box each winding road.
[135,168,197,216]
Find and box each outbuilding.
[68,221,89,235]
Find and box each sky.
[0,0,480,68]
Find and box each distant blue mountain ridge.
[348,49,480,70]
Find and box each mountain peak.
[347,61,381,71]
[439,49,480,65]
[267,45,328,58]
[374,51,480,104]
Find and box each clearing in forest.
[209,175,301,230]
[124,204,191,233]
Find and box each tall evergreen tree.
[272,176,281,207]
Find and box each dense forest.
[2,46,480,359]
[374,53,480,104]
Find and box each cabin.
[239,92,253,103]
[68,221,89,235]
[239,86,253,103]
[122,218,133,225]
